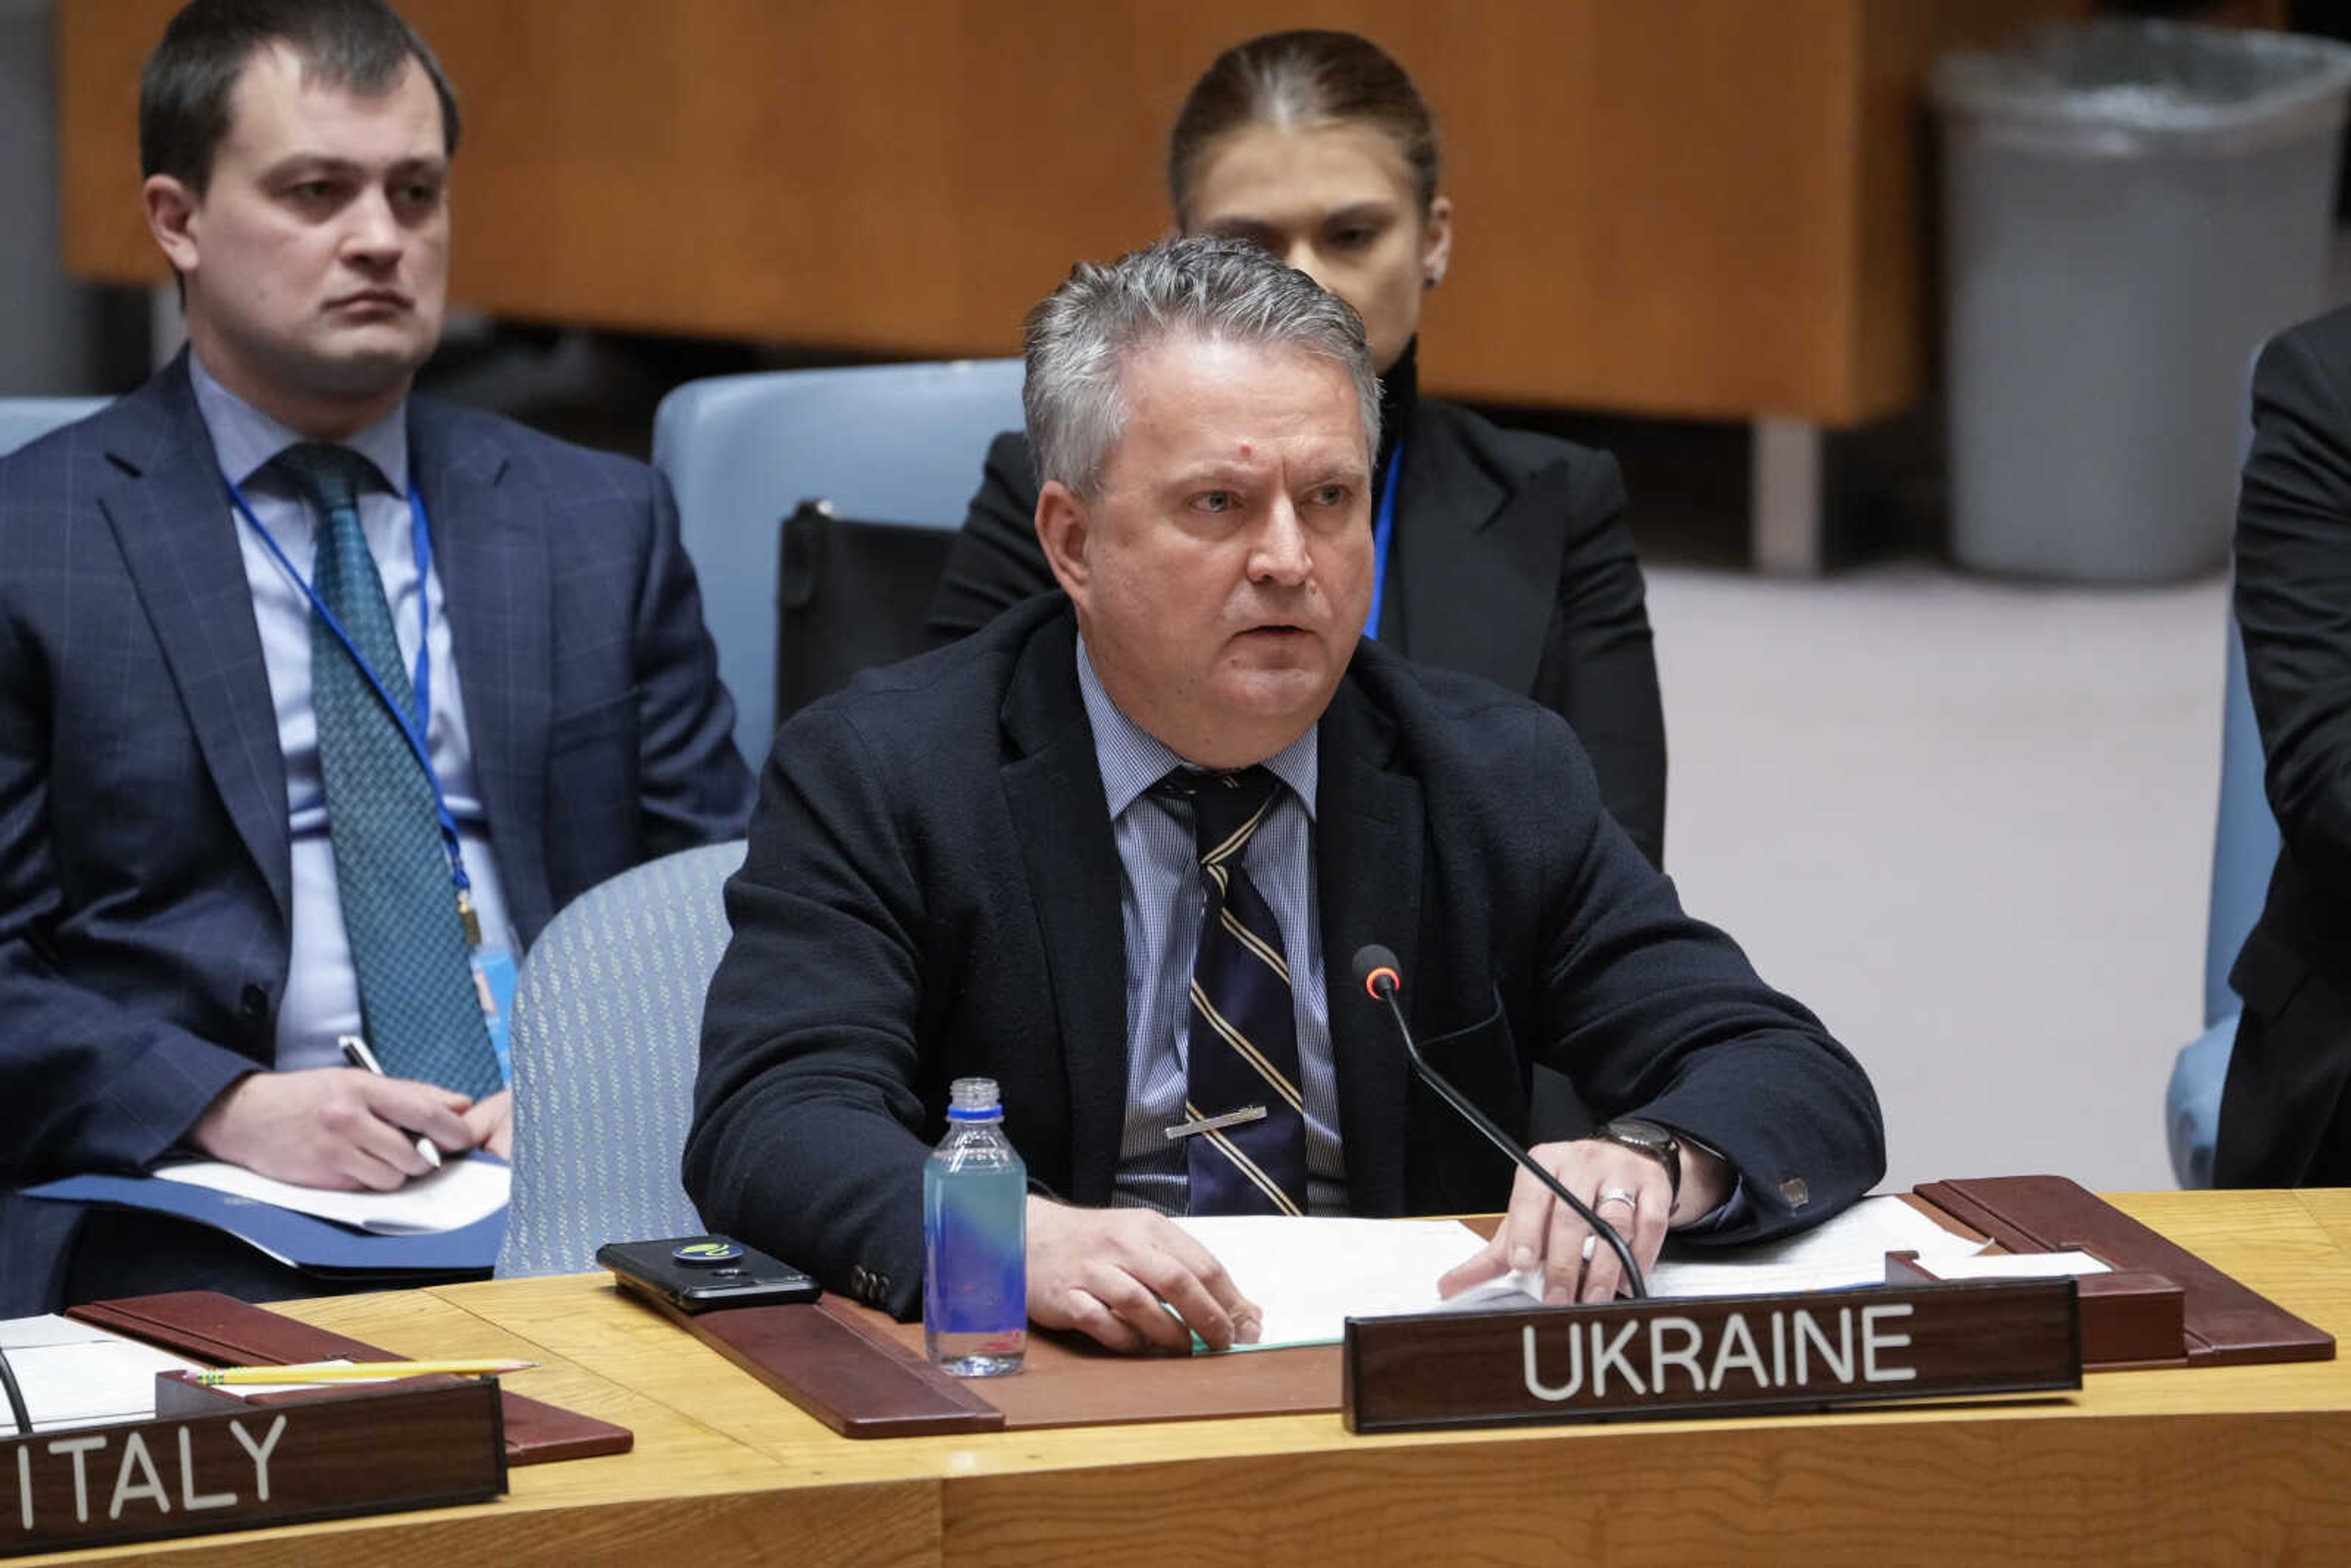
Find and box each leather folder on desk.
[66,1290,632,1464]
[642,1175,2332,1438]
[662,1289,1338,1438]
[1917,1174,2332,1367]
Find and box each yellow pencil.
[195,1358,535,1385]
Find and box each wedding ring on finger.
[1596,1185,1639,1214]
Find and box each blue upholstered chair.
[651,360,1025,770]
[2165,356,2282,1187]
[0,397,108,457]
[2166,621,2281,1187]
[495,839,746,1277]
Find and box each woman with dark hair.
[928,29,1667,866]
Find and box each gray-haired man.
[688,236,1883,1355]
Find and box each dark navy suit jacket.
[688,598,1882,1320]
[0,354,755,1310]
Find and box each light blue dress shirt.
[188,354,515,1075]
[1076,639,1350,1215]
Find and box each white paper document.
[1922,1250,2110,1281]
[1174,1196,1992,1351]
[153,1152,511,1234]
[0,1315,204,1431]
[1173,1215,1491,1349]
[1642,1194,1987,1299]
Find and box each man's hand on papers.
[463,1089,513,1159]
[1026,1199,1265,1354]
[190,1069,476,1191]
[1435,1138,1733,1305]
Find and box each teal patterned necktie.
[275,443,501,1098]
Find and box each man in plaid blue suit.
[0,0,753,1311]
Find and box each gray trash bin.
[1933,22,2351,582]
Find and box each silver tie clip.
[1164,1105,1268,1141]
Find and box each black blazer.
[926,401,1670,868]
[689,598,1882,1319]
[2219,304,2351,1185]
[0,356,756,1310]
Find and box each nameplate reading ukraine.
[1343,1279,2081,1433]
[4,1379,505,1557]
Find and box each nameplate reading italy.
[4,1378,505,1557]
[1342,1278,2081,1433]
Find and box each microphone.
[1351,945,1647,1300]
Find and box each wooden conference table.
[29,1190,2351,1566]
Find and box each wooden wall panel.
[59,1,2099,425]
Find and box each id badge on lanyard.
[472,948,517,1085]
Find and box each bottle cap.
[947,1076,1002,1119]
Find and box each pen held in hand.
[337,1033,444,1171]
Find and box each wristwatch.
[1596,1119,1681,1211]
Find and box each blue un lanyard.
[1363,441,1405,639]
[223,471,474,902]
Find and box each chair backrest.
[495,839,746,1278]
[2204,351,2285,1027]
[652,360,1026,768]
[2205,618,2282,1026]
[0,397,108,458]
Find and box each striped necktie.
[274,443,502,1098]
[1163,766,1309,1216]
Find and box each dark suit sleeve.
[925,430,1056,644]
[685,704,932,1316]
[630,465,756,852]
[1529,451,1669,869]
[0,601,253,1184]
[1530,724,1881,1242]
[2237,324,2351,888]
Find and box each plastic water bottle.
[923,1077,1027,1376]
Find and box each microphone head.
[1351,944,1401,999]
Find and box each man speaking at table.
[689,236,1882,1352]
[0,0,752,1313]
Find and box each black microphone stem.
[1372,986,1648,1300]
[0,1343,30,1438]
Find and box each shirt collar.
[188,348,411,498]
[1074,634,1318,822]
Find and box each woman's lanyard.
[1364,441,1405,638]
[223,472,480,934]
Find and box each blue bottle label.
[924,1163,1027,1334]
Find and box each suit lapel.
[99,361,291,923]
[999,615,1128,1204]
[1314,675,1423,1217]
[410,401,555,942]
[1395,410,1565,695]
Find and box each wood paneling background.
[62,1,2093,425]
